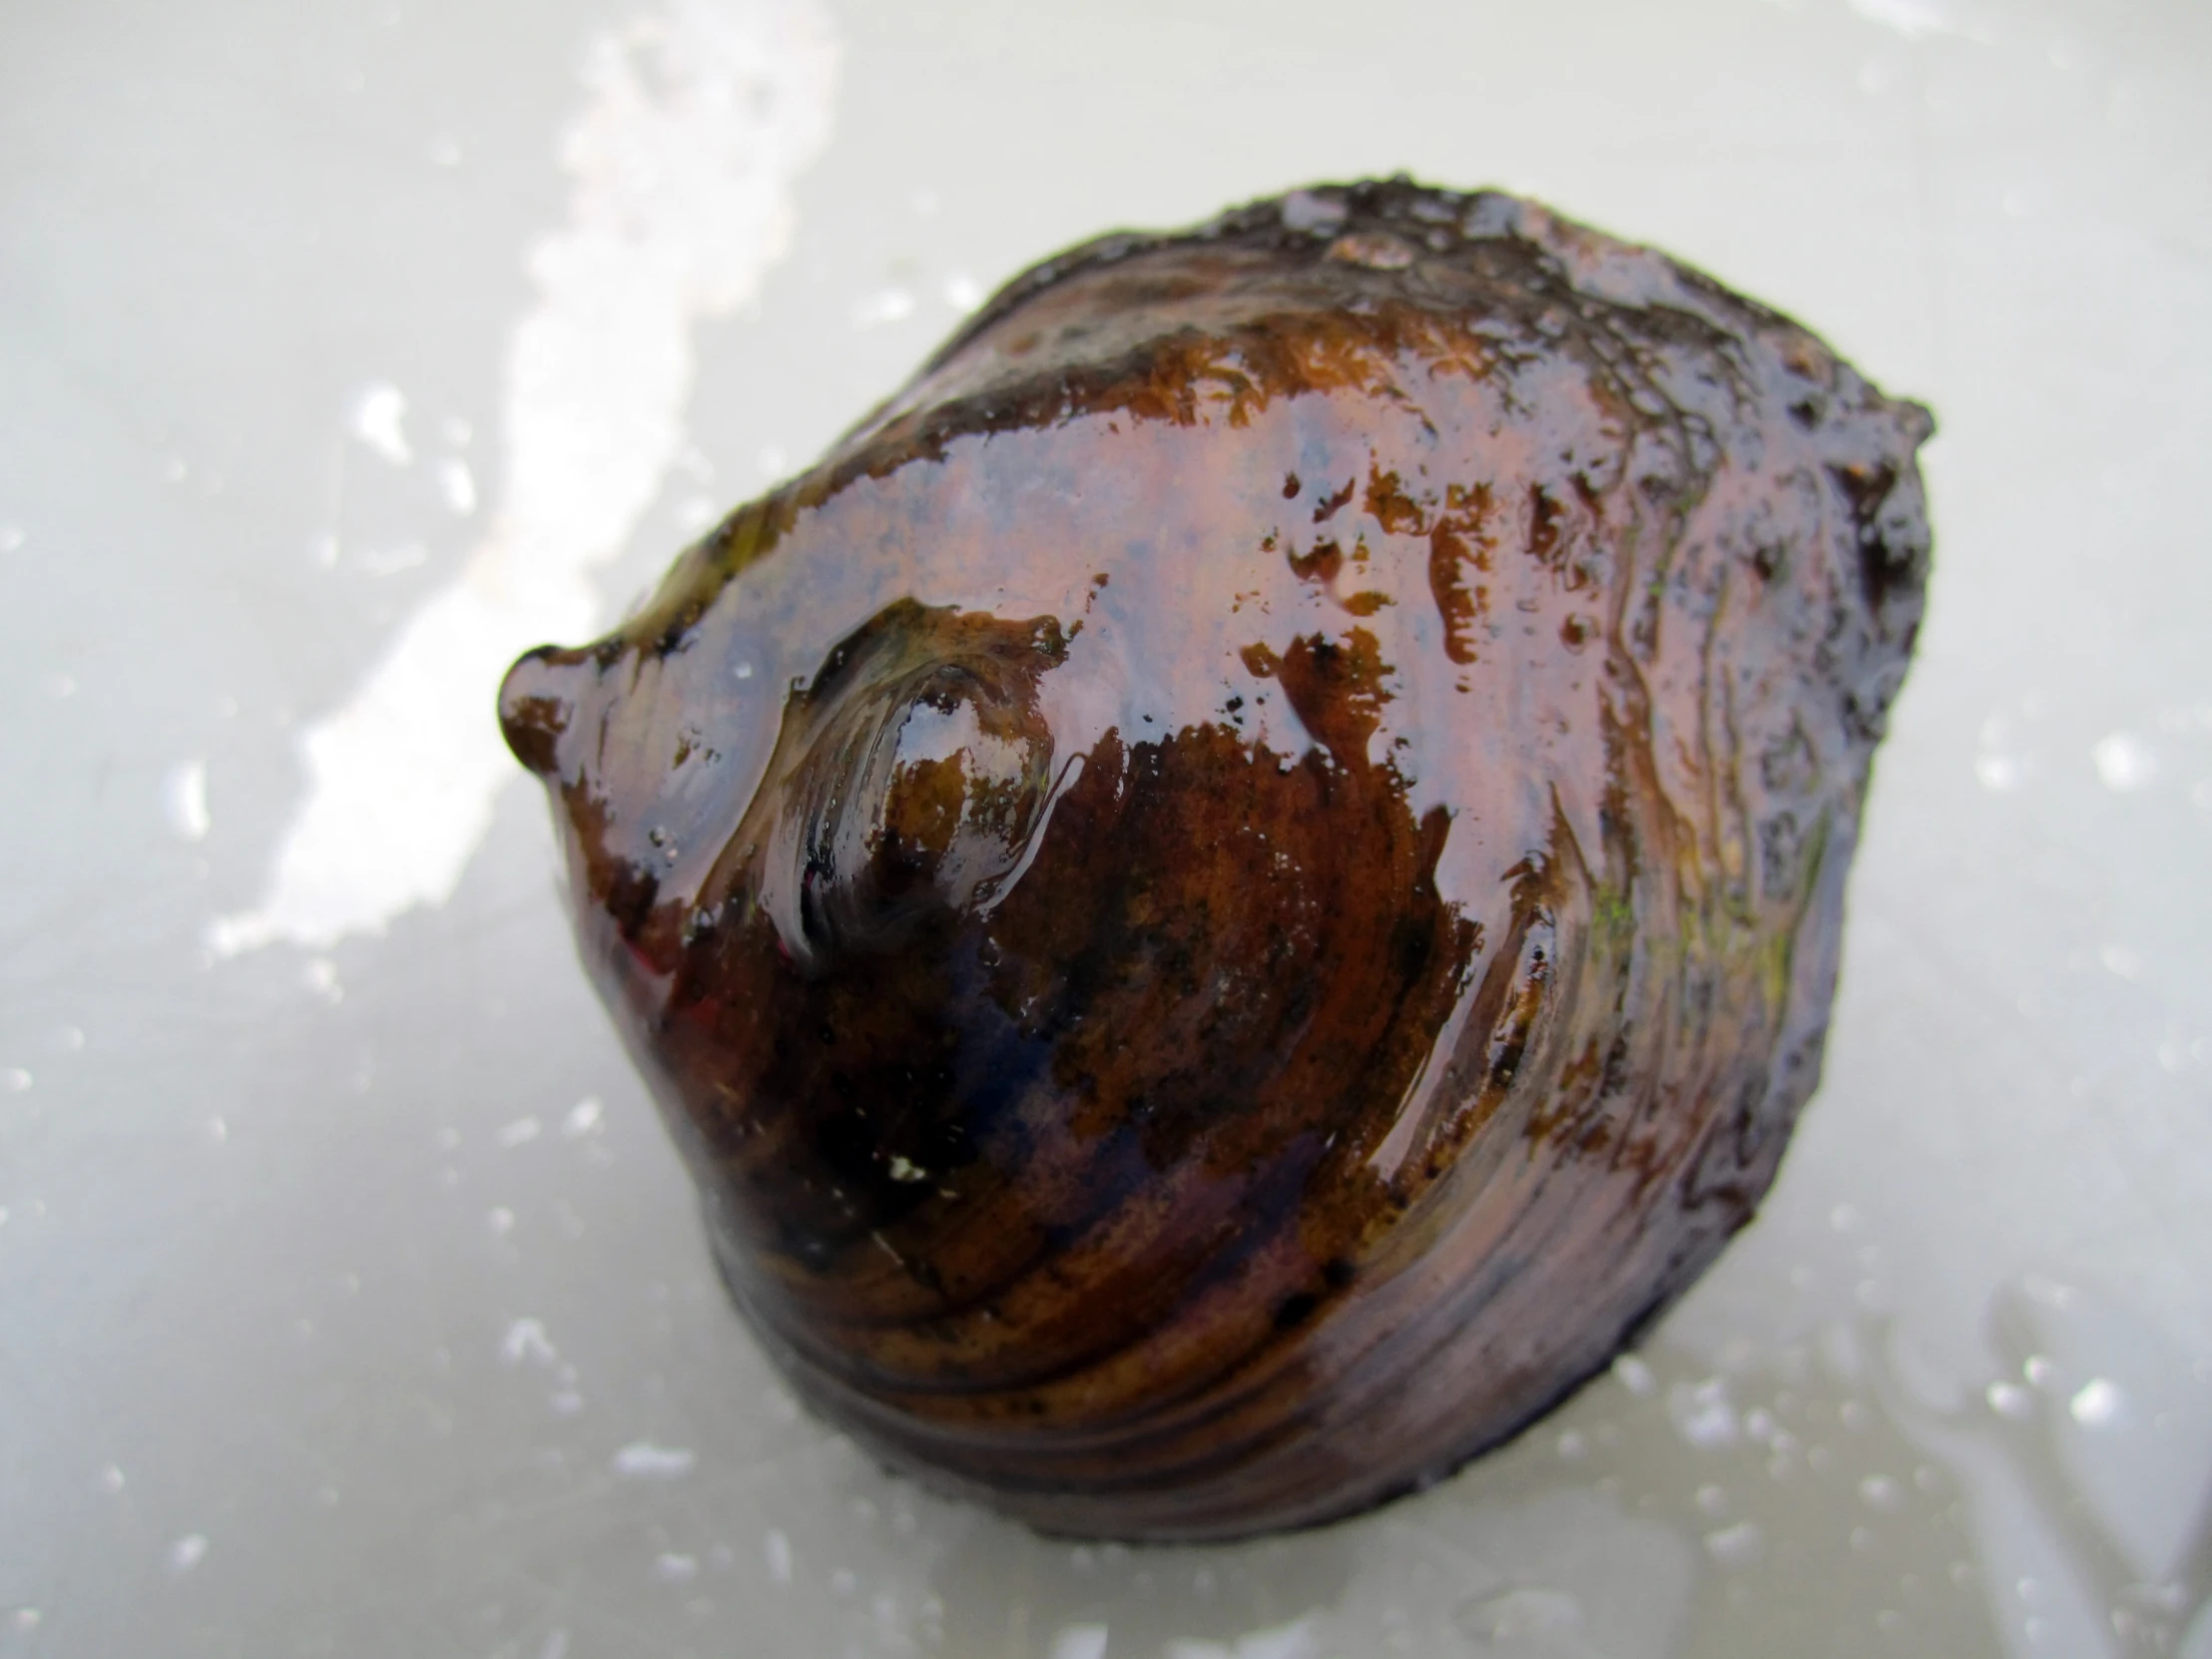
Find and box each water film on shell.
[498,178,1934,1542]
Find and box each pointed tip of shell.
[498,645,588,779]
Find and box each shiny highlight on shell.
[499,179,1933,1541]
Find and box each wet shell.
[499,179,1932,1541]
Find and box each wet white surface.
[4,0,2210,1653]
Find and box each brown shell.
[499,179,1933,1541]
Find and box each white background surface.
[4,0,2210,1653]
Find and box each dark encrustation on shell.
[499,179,1932,1542]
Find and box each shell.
[499,180,1932,1542]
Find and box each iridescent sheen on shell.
[499,180,1933,1541]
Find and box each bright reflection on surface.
[211,0,838,956]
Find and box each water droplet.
[654,1552,698,1583]
[501,1318,556,1366]
[1670,1378,1740,1448]
[169,1532,210,1575]
[1861,1473,1904,1510]
[438,458,477,515]
[612,1441,696,1478]
[851,287,915,329]
[1990,1380,2034,1424]
[357,540,427,577]
[499,1116,542,1148]
[350,381,413,466]
[3,1068,30,1093]
[487,1207,516,1236]
[2067,1377,2123,1427]
[2092,732,2157,791]
[302,958,342,1004]
[166,761,211,841]
[1612,1354,1656,1395]
[1049,1625,1109,1659]
[1704,1520,1763,1566]
[765,1528,793,1584]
